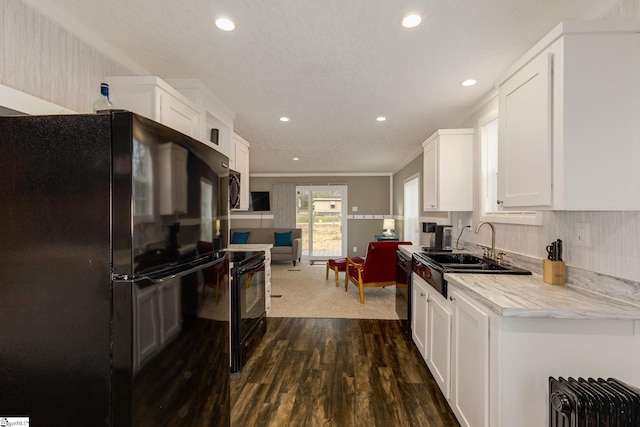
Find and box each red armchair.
[346,241,412,304]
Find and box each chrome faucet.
[475,221,496,259]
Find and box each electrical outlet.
[352,206,358,212]
[468,218,473,228]
[458,218,462,229]
[575,222,591,247]
[353,246,357,252]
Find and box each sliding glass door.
[296,186,347,259]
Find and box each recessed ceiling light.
[462,79,477,87]
[376,116,386,122]
[280,117,290,122]
[293,157,299,161]
[402,14,422,28]
[215,18,235,31]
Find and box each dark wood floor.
[230,318,459,427]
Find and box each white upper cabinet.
[422,129,474,212]
[498,52,552,208]
[497,21,640,210]
[166,78,236,160]
[106,76,201,139]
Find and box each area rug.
[268,261,399,320]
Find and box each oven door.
[231,253,266,372]
[239,257,266,334]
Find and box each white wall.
[1,0,139,112]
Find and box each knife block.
[543,259,566,285]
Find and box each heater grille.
[549,377,640,427]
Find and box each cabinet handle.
[496,200,504,205]
[449,296,456,301]
[420,292,426,297]
[427,298,431,303]
[430,204,436,208]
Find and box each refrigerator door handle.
[112,255,226,285]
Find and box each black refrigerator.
[0,111,231,426]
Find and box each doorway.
[404,175,420,244]
[296,186,347,259]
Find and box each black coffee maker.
[422,222,453,252]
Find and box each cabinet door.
[423,140,438,210]
[426,293,452,399]
[411,274,429,359]
[450,289,489,427]
[158,90,200,138]
[498,51,552,208]
[422,129,473,211]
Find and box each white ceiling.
[40,0,619,174]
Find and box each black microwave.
[229,170,241,209]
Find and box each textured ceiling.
[38,0,619,173]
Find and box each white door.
[296,185,347,259]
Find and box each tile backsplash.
[455,211,640,306]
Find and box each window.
[479,111,542,225]
[132,139,153,221]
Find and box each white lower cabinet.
[450,288,489,427]
[441,282,640,427]
[427,291,452,399]
[411,273,429,359]
[411,273,452,398]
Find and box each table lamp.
[383,218,396,236]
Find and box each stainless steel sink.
[423,252,531,275]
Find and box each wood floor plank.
[231,318,459,427]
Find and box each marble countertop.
[399,244,640,320]
[446,273,640,320]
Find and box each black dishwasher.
[395,249,412,335]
